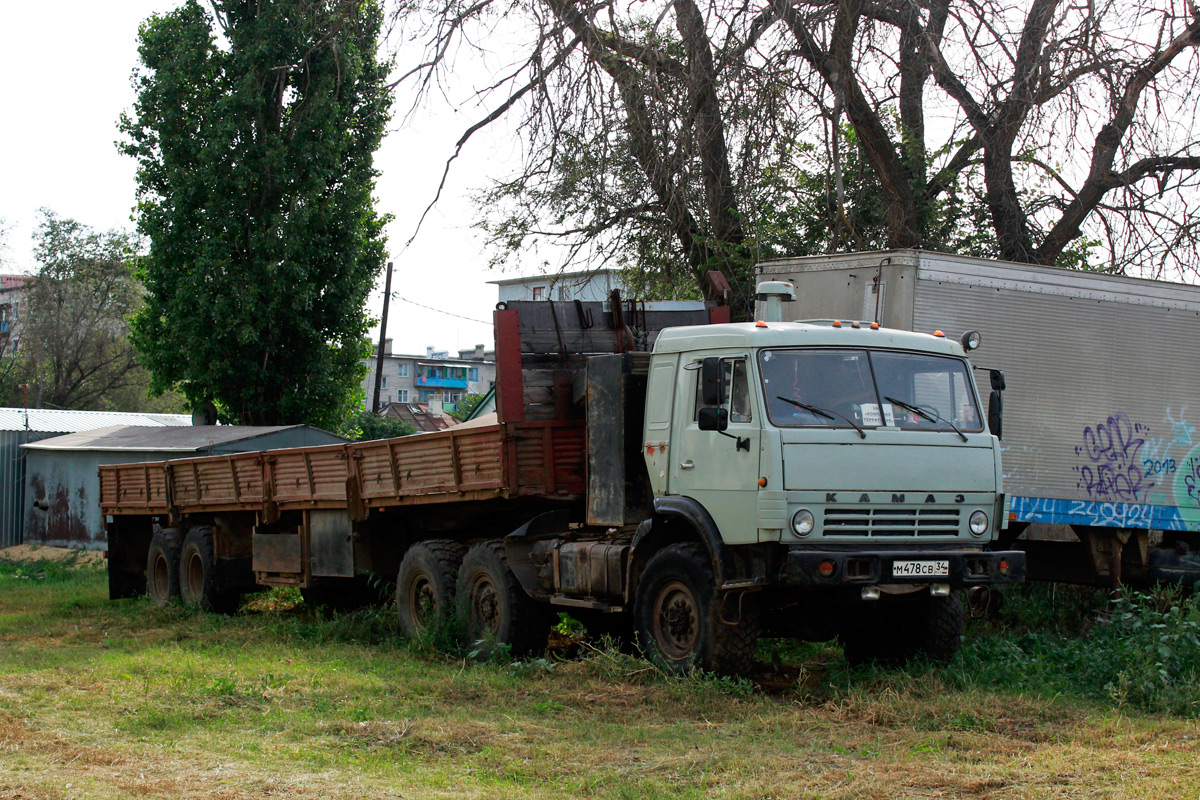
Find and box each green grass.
[1,559,1199,799]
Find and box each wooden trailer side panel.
[99,461,170,515]
[169,452,265,511]
[267,445,349,506]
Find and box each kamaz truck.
[103,292,1023,672]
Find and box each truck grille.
[822,507,961,537]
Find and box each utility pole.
[372,261,394,414]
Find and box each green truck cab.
[633,313,1022,667]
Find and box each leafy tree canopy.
[397,0,1200,301]
[340,409,416,441]
[121,0,392,428]
[449,392,487,421]
[3,210,186,413]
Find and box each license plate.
[892,559,949,578]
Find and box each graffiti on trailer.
[1072,412,1155,503]
[1184,456,1200,505]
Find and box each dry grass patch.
[2,559,1200,799]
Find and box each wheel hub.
[653,580,699,659]
[408,575,437,629]
[474,579,500,633]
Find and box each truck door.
[669,355,761,545]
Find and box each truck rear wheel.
[633,543,759,675]
[396,539,467,637]
[179,526,241,615]
[146,528,184,608]
[456,541,548,658]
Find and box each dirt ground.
[0,544,107,566]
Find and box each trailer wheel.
[396,539,467,637]
[146,528,184,608]
[179,526,241,615]
[633,543,759,675]
[456,541,548,658]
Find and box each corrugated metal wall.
[0,430,55,549]
[912,271,1200,509]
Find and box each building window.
[398,362,409,377]
[381,376,388,389]
[532,286,546,301]
[468,367,479,381]
[397,389,409,403]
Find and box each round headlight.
[792,509,815,536]
[960,330,982,351]
[969,510,989,535]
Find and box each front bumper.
[782,547,1025,587]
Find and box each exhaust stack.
[756,281,796,322]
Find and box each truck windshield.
[760,348,983,433]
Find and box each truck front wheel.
[146,528,184,608]
[456,541,548,658]
[396,539,467,637]
[633,543,759,675]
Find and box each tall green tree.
[121,0,391,428]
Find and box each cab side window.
[693,358,752,423]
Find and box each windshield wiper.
[776,396,866,439]
[885,396,967,442]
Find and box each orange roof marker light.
[933,330,946,337]
[869,322,880,330]
[755,320,768,328]
[832,320,843,328]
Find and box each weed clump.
[953,586,1200,716]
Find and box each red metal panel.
[494,307,525,423]
[708,305,731,324]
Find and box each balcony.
[416,375,468,389]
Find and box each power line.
[392,294,493,326]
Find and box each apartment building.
[361,340,495,413]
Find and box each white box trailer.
[757,249,1200,588]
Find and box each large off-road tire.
[146,528,184,608]
[921,592,964,662]
[396,539,467,637]
[456,541,549,658]
[179,526,242,615]
[633,542,759,675]
[843,592,964,665]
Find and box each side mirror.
[697,406,729,432]
[988,370,1004,439]
[701,357,726,406]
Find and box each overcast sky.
[0,1,525,357]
